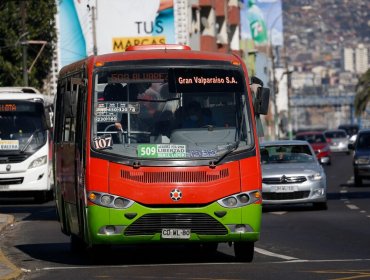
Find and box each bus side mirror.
[254,87,270,115]
[45,112,52,129]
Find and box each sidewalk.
[0,214,22,280]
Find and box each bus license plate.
[273,186,297,192]
[0,185,9,190]
[161,228,191,239]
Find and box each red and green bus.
[54,44,269,261]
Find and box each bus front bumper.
[86,202,261,245]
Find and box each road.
[1,153,370,280]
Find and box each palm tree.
[354,69,370,116]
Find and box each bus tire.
[234,241,254,262]
[60,197,70,235]
[70,234,87,253]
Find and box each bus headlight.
[114,197,133,209]
[217,191,261,208]
[28,156,47,169]
[88,191,134,209]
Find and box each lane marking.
[269,212,287,215]
[35,258,370,272]
[254,247,300,261]
[340,190,348,194]
[346,204,359,210]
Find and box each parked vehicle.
[348,129,370,186]
[324,129,350,154]
[295,131,331,165]
[260,140,327,210]
[338,124,359,137]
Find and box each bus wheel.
[234,242,254,262]
[70,234,87,253]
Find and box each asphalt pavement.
[0,214,22,280]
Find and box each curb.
[0,215,23,280]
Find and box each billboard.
[58,0,175,68]
[240,0,284,46]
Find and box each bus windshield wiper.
[210,97,246,167]
[21,129,41,153]
[210,141,240,167]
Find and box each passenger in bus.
[182,101,213,128]
[103,83,125,101]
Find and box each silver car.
[260,140,327,210]
[324,129,350,154]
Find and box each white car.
[260,140,327,210]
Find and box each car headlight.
[308,173,323,181]
[354,157,370,165]
[28,156,47,169]
[217,191,261,208]
[88,192,134,209]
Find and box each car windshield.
[91,67,253,160]
[260,144,315,164]
[0,101,47,154]
[357,133,370,149]
[296,134,326,143]
[325,131,347,138]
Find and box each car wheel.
[313,202,327,210]
[354,173,362,186]
[234,242,254,262]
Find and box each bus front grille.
[121,169,229,183]
[124,213,228,236]
[0,154,29,164]
[0,177,24,185]
[263,191,310,200]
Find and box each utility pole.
[20,1,28,86]
[270,44,279,140]
[92,5,98,55]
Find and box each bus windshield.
[92,67,253,160]
[0,101,48,154]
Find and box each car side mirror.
[348,143,354,150]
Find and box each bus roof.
[0,92,45,102]
[0,87,41,94]
[59,45,243,76]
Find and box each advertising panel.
[240,0,284,46]
[58,0,175,68]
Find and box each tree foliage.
[354,69,370,117]
[0,0,57,89]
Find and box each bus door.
[60,78,81,207]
